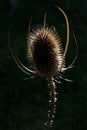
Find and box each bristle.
[27,26,64,77]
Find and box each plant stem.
[44,77,56,130]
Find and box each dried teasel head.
[27,26,64,77]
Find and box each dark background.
[0,0,87,130]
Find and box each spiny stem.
[44,77,57,130]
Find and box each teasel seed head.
[27,26,64,77]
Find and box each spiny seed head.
[27,26,64,77]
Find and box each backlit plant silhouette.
[8,6,77,130]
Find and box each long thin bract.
[8,30,36,75]
[55,6,69,59]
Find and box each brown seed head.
[27,26,64,77]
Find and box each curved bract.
[56,6,70,58]
[8,31,36,76]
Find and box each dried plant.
[8,6,77,130]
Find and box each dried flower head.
[27,26,64,77]
[8,5,77,130]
